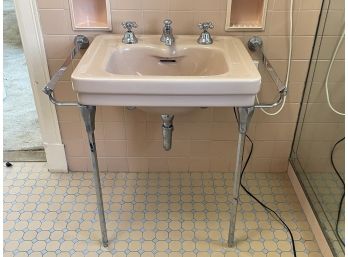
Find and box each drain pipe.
[161,114,174,151]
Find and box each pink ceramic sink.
[105,46,229,76]
[72,35,261,107]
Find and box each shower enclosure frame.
[290,0,345,255]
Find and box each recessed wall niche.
[69,0,112,31]
[225,0,268,31]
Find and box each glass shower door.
[290,0,345,256]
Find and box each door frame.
[13,0,68,172]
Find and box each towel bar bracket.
[247,36,288,109]
[42,35,89,107]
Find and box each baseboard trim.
[4,150,46,162]
[287,163,334,257]
[44,143,68,173]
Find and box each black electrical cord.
[336,193,345,246]
[331,138,345,185]
[330,137,345,246]
[233,108,297,257]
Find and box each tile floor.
[307,172,345,234]
[3,162,323,257]
[306,172,345,257]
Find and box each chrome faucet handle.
[197,22,214,45]
[121,21,138,44]
[198,22,214,31]
[163,19,173,27]
[122,21,138,31]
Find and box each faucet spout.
[160,19,175,46]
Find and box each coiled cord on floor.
[233,108,297,257]
[330,137,345,246]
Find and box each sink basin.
[105,46,229,76]
[72,35,261,107]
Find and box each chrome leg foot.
[80,105,109,247]
[228,107,254,247]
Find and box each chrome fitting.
[160,19,175,46]
[161,114,174,151]
[122,21,138,44]
[197,22,214,45]
[247,36,263,52]
[74,35,90,50]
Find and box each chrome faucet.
[121,21,138,44]
[197,22,214,45]
[160,19,175,46]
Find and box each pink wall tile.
[107,158,129,172]
[148,158,169,172]
[168,158,189,172]
[189,158,210,172]
[103,140,127,157]
[128,158,149,172]
[39,9,72,35]
[37,0,68,9]
[103,122,126,140]
[110,0,142,10]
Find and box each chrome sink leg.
[228,106,254,247]
[80,105,109,248]
[161,114,174,151]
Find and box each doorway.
[3,0,45,161]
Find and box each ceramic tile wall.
[37,0,323,172]
[296,2,345,173]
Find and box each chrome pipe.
[47,91,79,106]
[247,36,288,109]
[161,114,174,151]
[42,35,89,106]
[254,89,287,109]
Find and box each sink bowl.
[72,35,261,107]
[105,46,229,76]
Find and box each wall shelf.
[69,0,112,31]
[225,0,268,31]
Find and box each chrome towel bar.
[247,36,288,109]
[42,35,89,106]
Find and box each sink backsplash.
[37,0,328,172]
